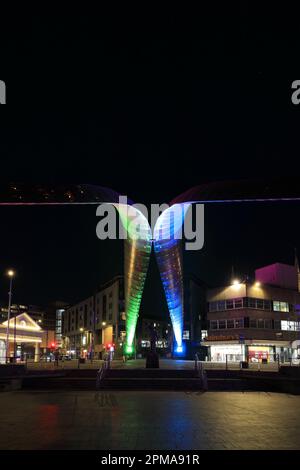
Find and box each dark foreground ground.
[0,390,299,450]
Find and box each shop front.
[248,345,273,363]
[247,340,295,363]
[208,343,245,362]
[204,338,296,363]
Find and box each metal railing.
[96,354,111,390]
[195,353,208,390]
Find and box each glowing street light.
[232,279,240,286]
[79,328,84,357]
[5,270,15,363]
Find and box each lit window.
[201,330,208,340]
[281,320,300,331]
[273,301,289,312]
[183,330,190,339]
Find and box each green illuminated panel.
[114,204,152,352]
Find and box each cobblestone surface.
[0,391,299,449]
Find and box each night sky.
[0,8,300,317]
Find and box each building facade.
[62,276,125,358]
[44,301,69,349]
[204,263,300,363]
[0,303,45,325]
[183,274,208,358]
[0,312,55,363]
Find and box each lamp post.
[79,327,84,358]
[5,270,15,364]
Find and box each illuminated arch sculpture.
[114,204,152,354]
[153,204,191,353]
[2,178,300,356]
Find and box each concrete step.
[23,369,200,390]
[23,376,96,390]
[100,377,202,390]
[0,378,22,392]
[105,369,197,379]
[22,375,203,391]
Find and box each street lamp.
[5,270,15,364]
[79,327,84,358]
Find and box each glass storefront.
[0,339,6,364]
[210,344,244,362]
[209,343,296,363]
[248,346,273,362]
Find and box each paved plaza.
[0,390,299,450]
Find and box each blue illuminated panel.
[154,204,190,351]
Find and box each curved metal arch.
[114,204,152,352]
[0,183,124,205]
[170,177,300,205]
[153,204,191,350]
